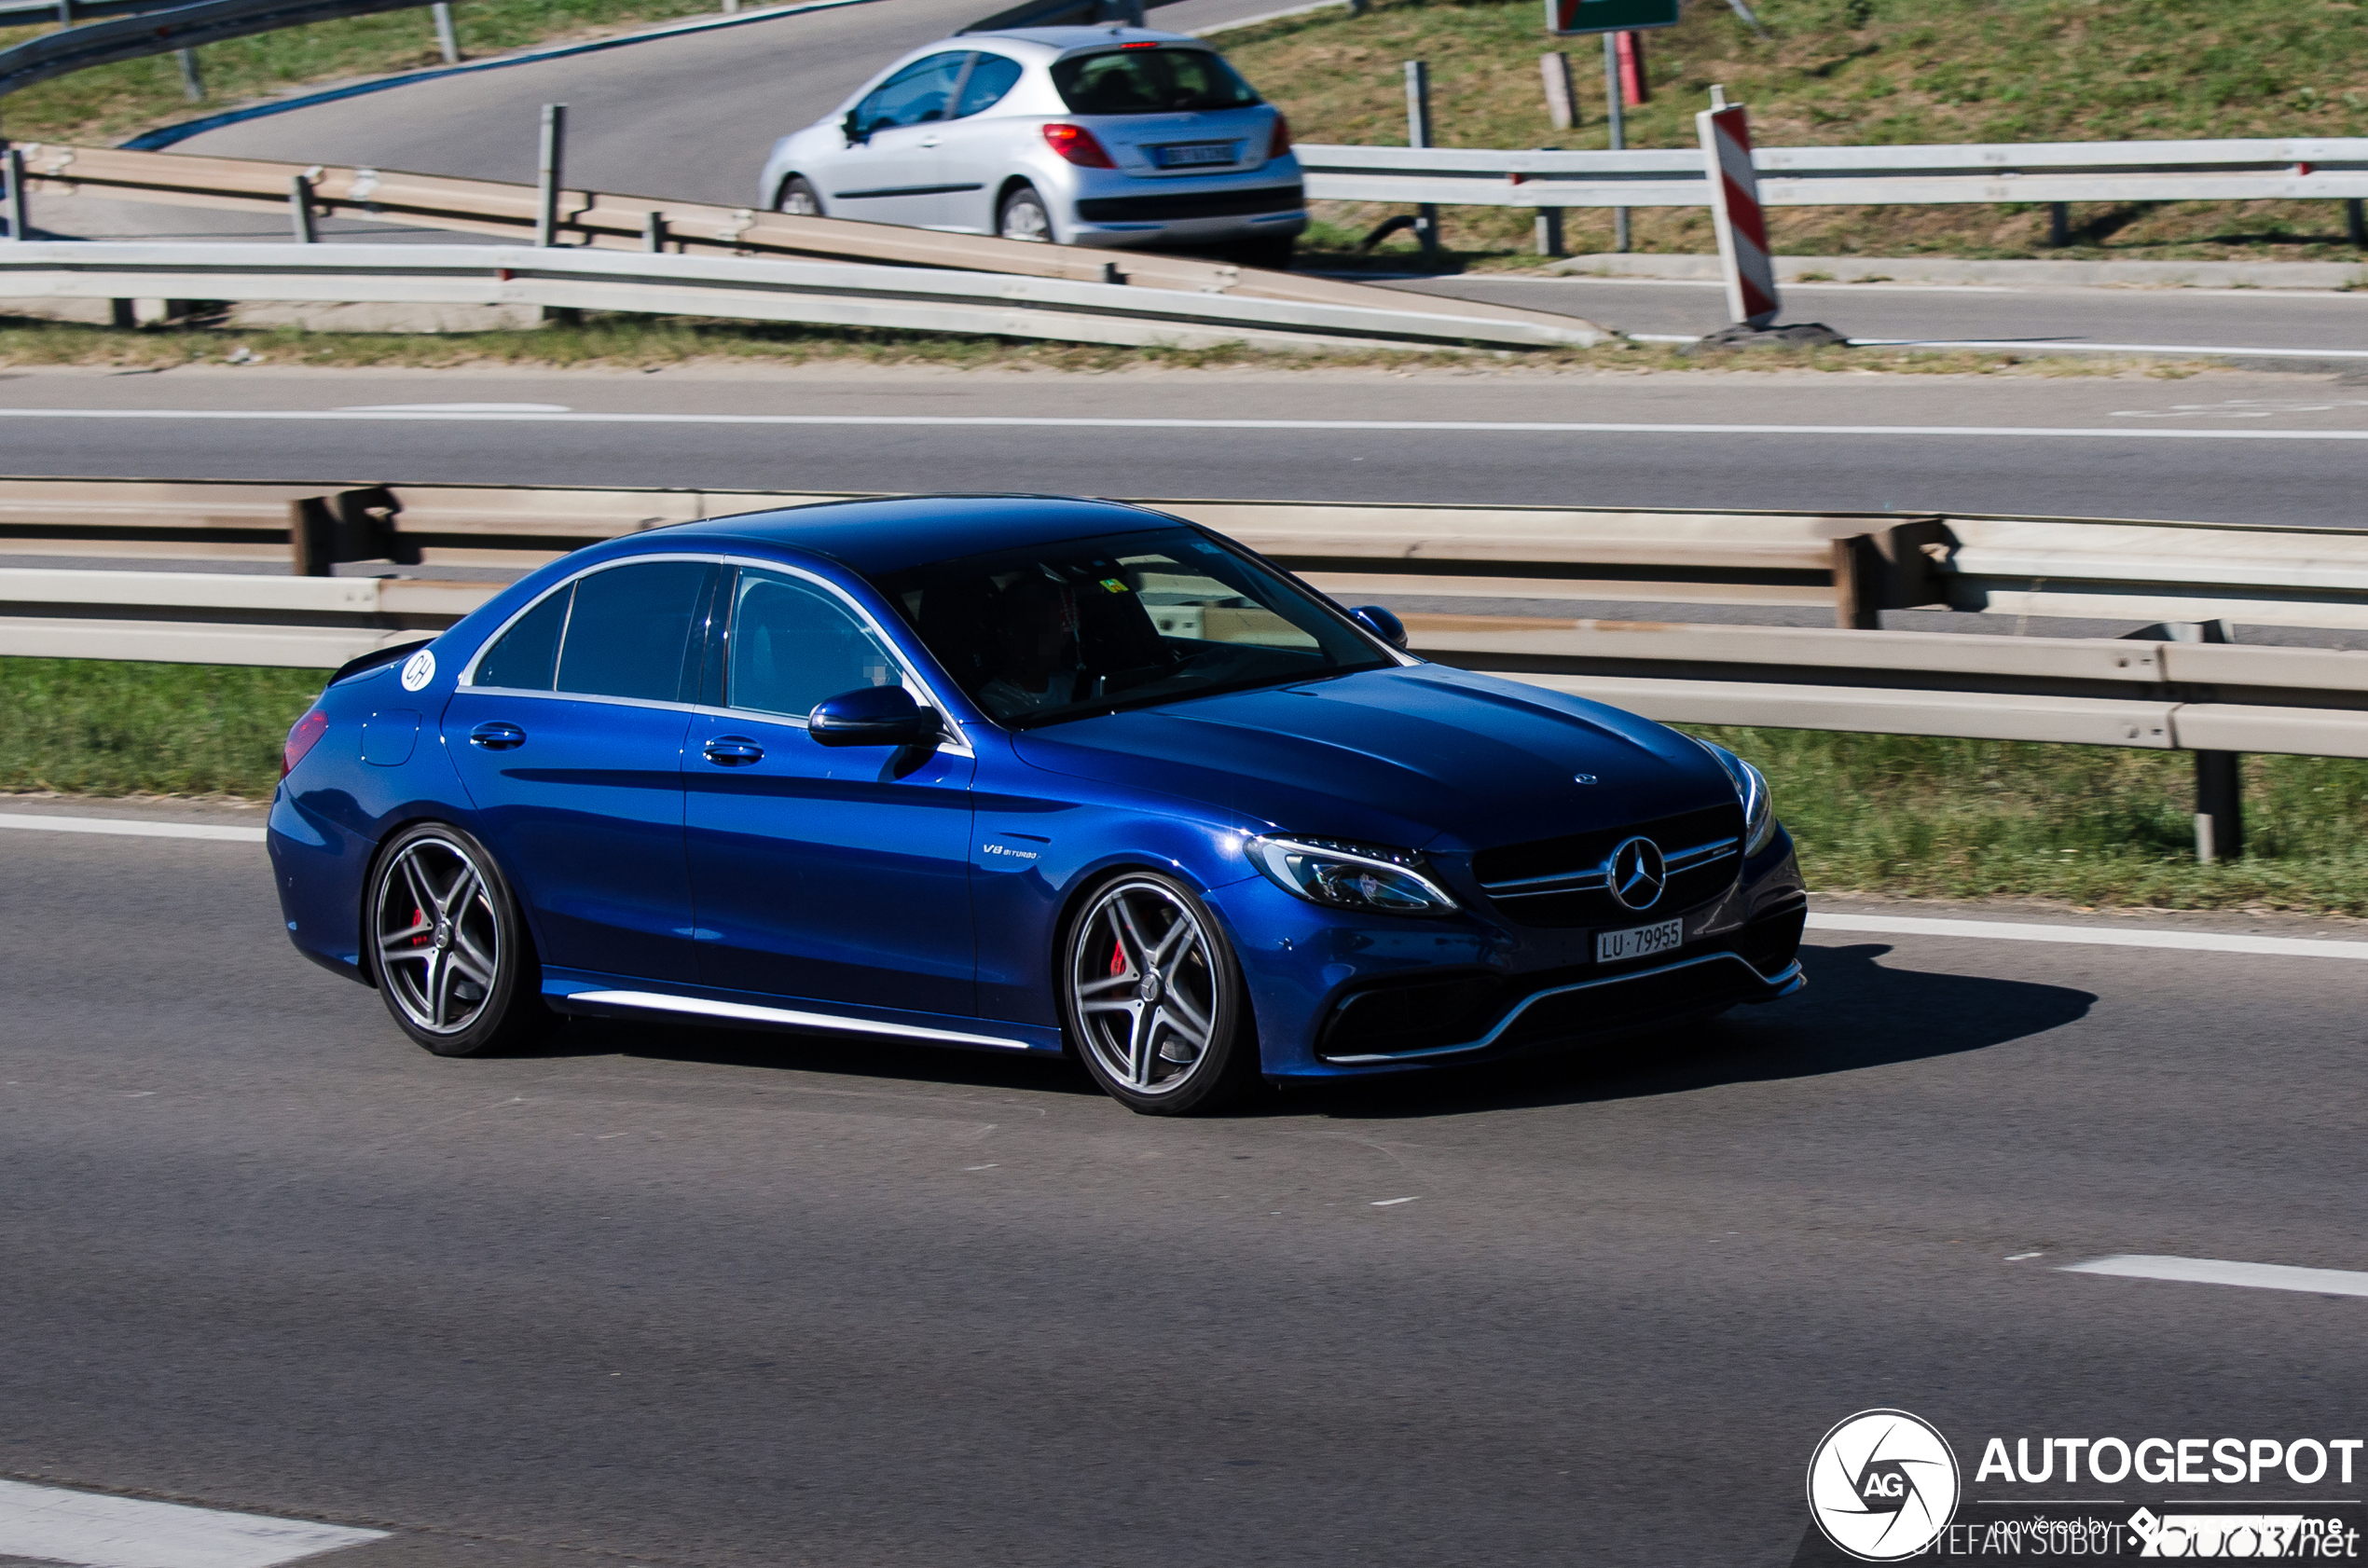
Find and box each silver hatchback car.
[757,26,1305,267]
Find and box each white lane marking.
[568,989,1034,1050]
[0,812,267,843]
[0,1478,385,1568]
[333,402,571,412]
[2061,1255,2368,1298]
[2004,1251,2044,1260]
[1806,912,2368,960]
[1623,332,2368,360]
[1,407,2366,439]
[1371,1196,1420,1206]
[964,1163,998,1171]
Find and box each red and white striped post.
[1696,91,1778,328]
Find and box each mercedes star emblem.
[1605,836,1667,912]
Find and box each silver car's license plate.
[1152,142,1237,168]
[1597,917,1682,964]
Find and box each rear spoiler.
[329,638,431,688]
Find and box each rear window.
[1051,48,1260,116]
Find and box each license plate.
[1152,142,1237,168]
[1597,917,1683,964]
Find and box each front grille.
[1315,934,1793,1064]
[1075,185,1305,222]
[1470,803,1745,929]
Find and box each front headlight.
[1246,835,1460,917]
[1699,741,1779,857]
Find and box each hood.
[1011,665,1735,855]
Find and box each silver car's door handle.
[919,135,941,147]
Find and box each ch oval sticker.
[399,649,436,692]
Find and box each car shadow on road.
[514,942,2093,1115]
[1275,942,2098,1121]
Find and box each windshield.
[873,527,1390,729]
[1051,48,1261,116]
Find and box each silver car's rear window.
[1052,48,1260,116]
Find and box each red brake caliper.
[412,907,430,947]
[1109,941,1127,978]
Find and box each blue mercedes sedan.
[270,496,1805,1115]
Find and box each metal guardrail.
[0,0,439,98]
[0,241,1603,350]
[9,558,2368,766]
[5,144,1605,340]
[1296,136,2368,211]
[13,480,2368,631]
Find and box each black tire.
[777,176,823,216]
[998,183,1053,243]
[1059,871,1260,1116]
[366,821,553,1058]
[1231,235,1296,271]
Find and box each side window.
[727,571,906,721]
[474,583,571,689]
[553,560,712,703]
[853,52,969,136]
[955,54,1023,117]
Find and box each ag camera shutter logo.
[399,649,436,692]
[1807,1409,1962,1561]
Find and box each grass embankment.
[1226,0,2368,266]
[0,0,726,147]
[8,657,2367,913]
[0,311,2227,372]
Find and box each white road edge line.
[1,408,2366,438]
[1621,332,2368,359]
[1805,912,2368,960]
[0,1478,386,1568]
[2060,1255,2368,1298]
[0,812,267,843]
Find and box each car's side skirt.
[546,977,1063,1054]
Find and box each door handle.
[702,736,765,766]
[919,135,941,147]
[469,722,526,750]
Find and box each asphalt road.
[171,0,1302,204]
[4,364,2366,527]
[5,807,2366,1565]
[1389,275,2368,358]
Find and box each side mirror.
[809,685,942,748]
[1350,605,1409,651]
[842,110,866,144]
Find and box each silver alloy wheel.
[375,833,503,1037]
[1069,879,1220,1097]
[778,179,821,216]
[998,190,1051,243]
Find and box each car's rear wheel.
[1231,235,1295,270]
[777,176,823,216]
[368,822,551,1057]
[1061,873,1259,1115]
[998,183,1053,243]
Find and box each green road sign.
[1546,0,1679,34]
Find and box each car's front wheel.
[777,176,823,216]
[998,183,1053,243]
[1061,873,1260,1115]
[368,822,552,1057]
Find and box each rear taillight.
[1042,123,1116,169]
[282,708,328,777]
[1269,112,1292,159]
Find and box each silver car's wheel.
[368,823,550,1057]
[998,184,1052,243]
[1063,874,1257,1114]
[778,176,823,216]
